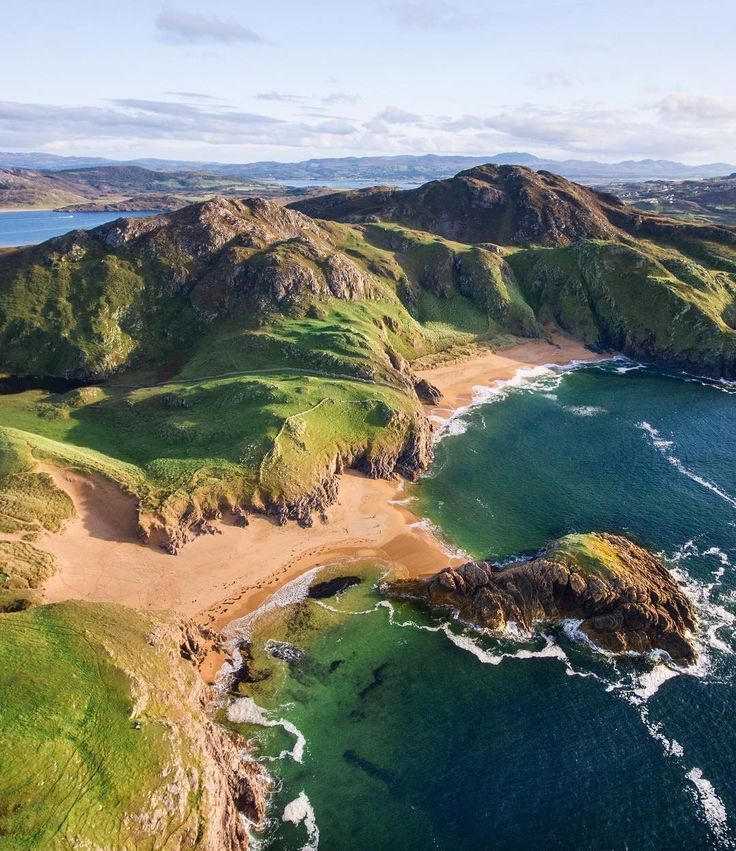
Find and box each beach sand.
[30,334,600,681]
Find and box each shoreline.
[29,334,601,681]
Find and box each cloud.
[0,99,356,151]
[373,107,423,125]
[1,94,735,162]
[541,69,574,88]
[256,92,309,103]
[256,91,361,106]
[322,93,361,105]
[658,92,736,122]
[165,91,221,101]
[155,8,264,44]
[389,1,481,30]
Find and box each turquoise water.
[0,210,159,247]
[227,361,736,850]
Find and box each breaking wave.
[637,421,736,510]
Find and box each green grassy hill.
[0,197,535,548]
[0,602,265,849]
[1,173,736,549]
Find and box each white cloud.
[1,93,734,163]
[155,8,264,44]
[389,1,481,31]
[658,92,736,122]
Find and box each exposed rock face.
[414,377,442,405]
[144,408,434,554]
[0,196,378,379]
[385,533,697,664]
[146,619,269,849]
[291,164,736,248]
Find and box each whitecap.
[563,404,607,417]
[227,696,307,763]
[432,356,619,442]
[441,625,569,667]
[223,565,325,645]
[686,768,731,844]
[637,422,736,510]
[630,663,681,701]
[282,791,320,850]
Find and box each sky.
[1,0,735,164]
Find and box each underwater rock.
[308,575,362,599]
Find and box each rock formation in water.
[385,532,697,664]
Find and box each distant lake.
[0,210,160,248]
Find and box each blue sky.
[2,0,735,163]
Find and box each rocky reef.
[385,532,697,664]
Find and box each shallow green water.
[226,361,736,850]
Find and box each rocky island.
[386,532,697,665]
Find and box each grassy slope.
[2,205,735,543]
[0,219,532,539]
[507,236,736,374]
[0,602,244,849]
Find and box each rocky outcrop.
[165,620,269,847]
[140,408,434,554]
[385,533,697,664]
[414,377,442,405]
[0,601,269,849]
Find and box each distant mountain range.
[0,151,733,184]
[0,164,289,211]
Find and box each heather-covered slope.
[290,163,736,247]
[2,175,736,549]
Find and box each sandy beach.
[30,334,599,680]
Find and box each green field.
[0,601,255,848]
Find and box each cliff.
[0,601,268,848]
[385,533,697,664]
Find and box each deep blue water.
[227,361,736,850]
[0,210,159,247]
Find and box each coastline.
[30,333,601,681]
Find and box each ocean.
[0,210,159,247]
[222,360,736,850]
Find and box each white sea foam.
[282,791,320,850]
[432,357,621,442]
[563,404,607,417]
[223,565,325,644]
[686,768,731,844]
[227,696,307,763]
[631,664,681,701]
[441,626,569,667]
[406,517,470,560]
[637,421,736,510]
[703,547,731,566]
